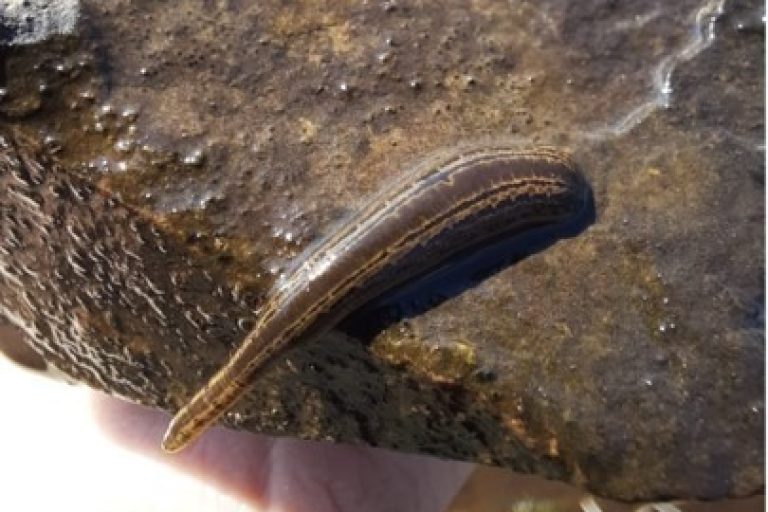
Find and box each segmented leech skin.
[162,146,590,452]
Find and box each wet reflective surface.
[0,0,763,501]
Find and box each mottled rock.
[0,0,79,46]
[0,0,763,501]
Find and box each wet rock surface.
[0,0,763,501]
[0,0,80,46]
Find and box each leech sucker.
[161,146,590,453]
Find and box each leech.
[162,146,590,452]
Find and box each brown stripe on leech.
[161,146,589,453]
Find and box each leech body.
[162,146,589,452]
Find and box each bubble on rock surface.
[181,148,204,166]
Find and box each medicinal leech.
[162,146,590,452]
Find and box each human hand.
[93,394,474,512]
[1,350,472,511]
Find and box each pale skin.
[94,392,475,512]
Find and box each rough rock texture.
[0,0,763,501]
[0,0,80,46]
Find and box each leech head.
[162,403,212,453]
[162,377,250,452]
[161,418,190,453]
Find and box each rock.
[0,322,47,371]
[0,0,763,501]
[0,0,79,46]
